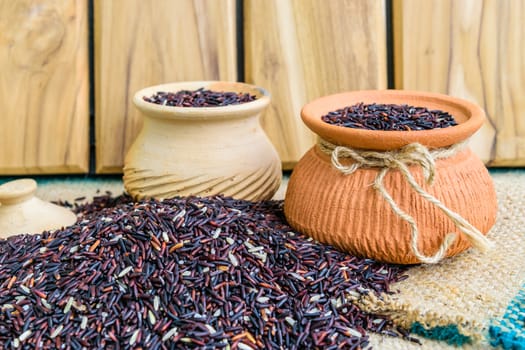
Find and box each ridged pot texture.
[284,90,498,264]
[124,81,281,201]
[284,147,497,264]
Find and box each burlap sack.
[359,171,525,349]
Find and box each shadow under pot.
[284,90,497,265]
[124,81,282,201]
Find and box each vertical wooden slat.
[244,0,388,169]
[95,0,237,174]
[394,0,525,166]
[0,0,89,174]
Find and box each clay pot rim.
[301,89,486,150]
[134,81,270,120]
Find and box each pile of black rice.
[0,194,415,349]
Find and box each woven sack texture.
[362,171,525,349]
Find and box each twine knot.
[319,139,493,264]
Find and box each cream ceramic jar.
[123,81,282,201]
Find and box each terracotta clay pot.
[0,179,77,238]
[284,90,497,264]
[124,81,281,201]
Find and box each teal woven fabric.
[410,322,471,347]
[408,287,525,349]
[489,286,525,349]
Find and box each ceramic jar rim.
[301,89,486,150]
[133,81,271,121]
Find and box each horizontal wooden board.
[244,0,388,169]
[95,0,237,173]
[0,0,89,174]
[394,0,525,166]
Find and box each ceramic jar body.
[123,81,281,201]
[284,90,497,264]
[285,146,497,264]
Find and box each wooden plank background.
[1,0,524,176]
[94,0,237,173]
[0,0,89,174]
[394,0,525,166]
[244,0,388,169]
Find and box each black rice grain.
[0,195,411,349]
[322,102,458,131]
[143,88,257,107]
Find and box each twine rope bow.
[319,139,493,264]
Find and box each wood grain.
[244,0,388,169]
[394,0,525,166]
[95,0,237,173]
[0,0,89,174]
